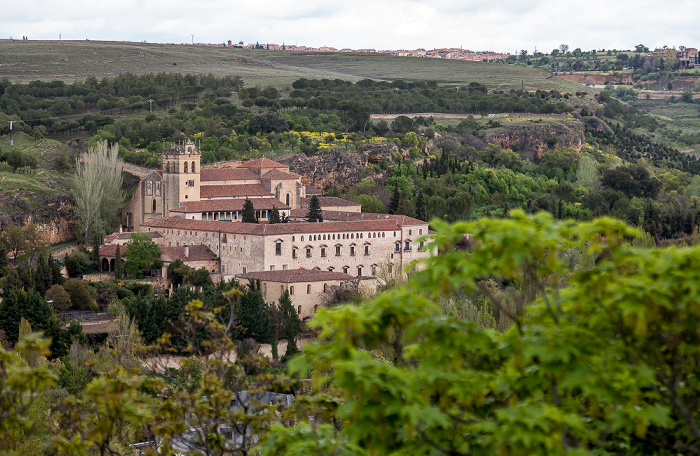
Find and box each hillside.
[0,39,583,92]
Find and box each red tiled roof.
[200,184,273,198]
[301,197,361,208]
[104,231,162,243]
[160,245,217,262]
[305,185,322,196]
[261,169,301,180]
[236,268,354,283]
[238,158,287,170]
[171,198,289,213]
[289,210,426,225]
[99,245,121,257]
[145,216,422,236]
[200,168,259,182]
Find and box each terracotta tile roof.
[305,185,322,195]
[145,216,422,236]
[160,245,218,262]
[260,169,301,180]
[289,210,426,225]
[200,184,273,198]
[301,197,361,208]
[170,198,289,213]
[237,158,287,170]
[200,168,259,182]
[104,231,162,244]
[236,268,354,283]
[99,245,122,257]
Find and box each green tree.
[0,288,63,356]
[167,258,191,287]
[269,205,281,224]
[306,195,323,222]
[45,284,72,312]
[123,233,161,279]
[63,278,97,311]
[278,289,301,360]
[242,198,257,223]
[575,154,600,188]
[267,211,700,455]
[237,284,272,343]
[114,244,123,280]
[71,140,124,242]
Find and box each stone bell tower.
[162,139,201,216]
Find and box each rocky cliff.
[281,143,397,190]
[0,192,74,244]
[480,118,586,160]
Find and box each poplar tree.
[72,141,124,242]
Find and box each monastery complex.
[102,140,430,319]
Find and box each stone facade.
[143,216,430,281]
[236,269,357,319]
[122,145,306,231]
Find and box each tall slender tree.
[242,198,257,223]
[306,195,323,222]
[268,206,281,224]
[72,140,123,242]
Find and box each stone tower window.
[152,199,156,212]
[191,161,196,173]
[184,162,188,173]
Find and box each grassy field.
[0,39,583,92]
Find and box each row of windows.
[284,244,373,258]
[292,231,391,243]
[164,161,197,173]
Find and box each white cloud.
[2,0,698,51]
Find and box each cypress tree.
[114,245,123,280]
[278,289,301,360]
[389,182,401,214]
[306,195,323,222]
[415,190,427,221]
[242,198,257,223]
[269,205,281,224]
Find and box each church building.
[122,140,306,231]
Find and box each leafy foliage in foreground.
[2,212,700,455]
[268,211,700,455]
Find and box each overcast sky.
[3,0,698,53]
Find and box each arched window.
[286,193,290,206]
[152,199,157,212]
[184,162,188,173]
[306,284,311,294]
[191,161,196,173]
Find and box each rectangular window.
[306,248,312,258]
[292,249,297,259]
[242,267,247,273]
[335,245,341,256]
[395,243,400,253]
[409,229,412,236]
[307,284,311,294]
[276,243,282,255]
[290,286,294,295]
[321,248,326,257]
[357,267,362,276]
[364,245,370,256]
[189,180,194,187]
[350,246,355,256]
[270,265,275,271]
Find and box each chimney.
[184,244,189,258]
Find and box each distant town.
[194,40,511,62]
